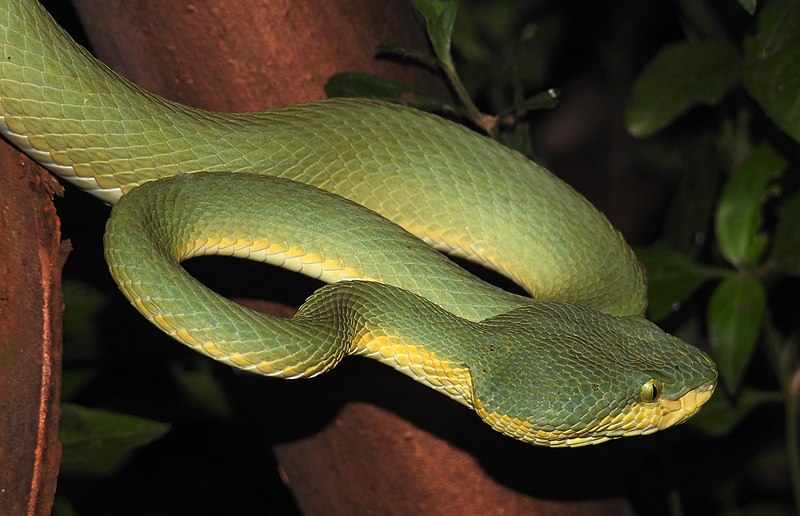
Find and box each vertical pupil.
[642,381,660,402]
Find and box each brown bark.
[0,149,65,514]
[64,1,636,514]
[71,0,441,111]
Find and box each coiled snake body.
[0,0,716,446]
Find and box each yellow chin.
[475,383,716,448]
[653,383,716,430]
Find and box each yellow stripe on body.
[351,332,474,406]
[115,236,379,378]
[179,237,376,284]
[421,233,534,296]
[0,114,128,202]
[129,287,338,379]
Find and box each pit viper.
[0,0,716,446]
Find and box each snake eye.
[640,379,663,403]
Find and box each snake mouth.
[591,382,717,443]
[586,381,717,445]
[562,382,716,446]
[475,381,717,448]
[654,382,716,430]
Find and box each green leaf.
[325,72,413,100]
[59,403,170,476]
[716,110,753,173]
[635,247,724,321]
[738,0,757,15]
[411,0,458,63]
[324,72,457,113]
[172,359,232,419]
[714,143,786,267]
[707,275,766,394]
[660,151,722,253]
[742,0,800,142]
[499,88,560,119]
[62,279,111,360]
[771,191,800,275]
[626,41,741,137]
[52,496,79,516]
[60,368,97,401]
[688,386,781,436]
[375,43,439,69]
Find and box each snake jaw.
[653,382,716,431]
[580,382,717,445]
[473,382,716,448]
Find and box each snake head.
[469,303,718,447]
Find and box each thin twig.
[438,55,496,134]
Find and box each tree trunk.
[0,148,65,514]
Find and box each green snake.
[0,0,716,447]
